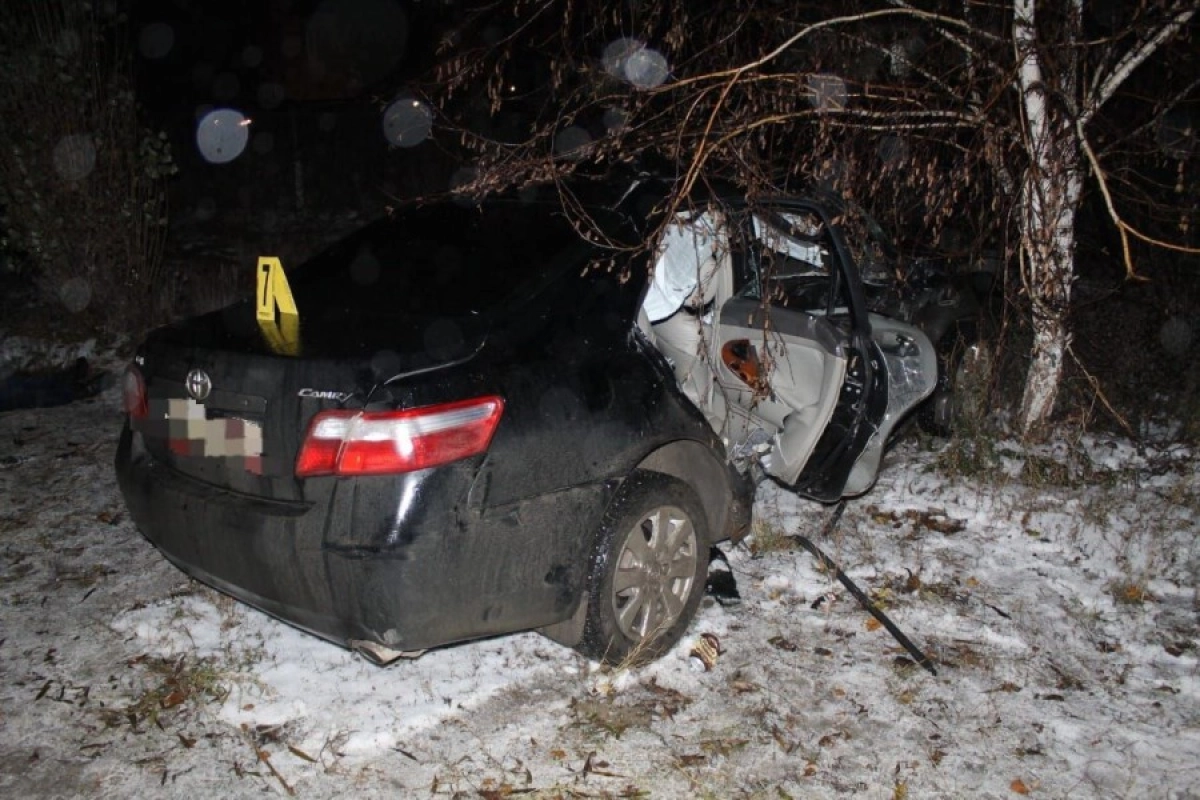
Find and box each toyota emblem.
[185,368,212,401]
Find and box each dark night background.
[1,0,1196,434]
[133,0,451,222]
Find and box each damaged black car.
[116,179,936,666]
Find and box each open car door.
[642,201,936,502]
[711,205,873,500]
[713,203,935,500]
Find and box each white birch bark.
[1013,0,1083,435]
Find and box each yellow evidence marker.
[256,256,300,355]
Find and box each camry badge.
[185,368,212,401]
[298,388,353,403]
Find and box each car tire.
[918,323,980,437]
[575,470,711,666]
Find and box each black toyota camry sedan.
[116,178,935,665]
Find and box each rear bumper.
[115,426,608,653]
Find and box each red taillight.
[295,396,505,477]
[122,365,148,420]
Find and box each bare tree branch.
[884,0,1005,58]
[662,6,999,92]
[1096,74,1200,158]
[1082,4,1196,125]
[1077,119,1200,282]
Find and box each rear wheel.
[575,471,710,665]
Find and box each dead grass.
[108,654,230,730]
[746,517,799,556]
[932,432,1003,484]
[864,506,967,537]
[1019,453,1077,487]
[572,679,694,740]
[571,696,655,740]
[1108,580,1154,606]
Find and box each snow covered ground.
[1,369,1197,798]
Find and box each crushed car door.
[713,204,884,499]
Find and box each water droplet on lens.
[382,95,433,147]
[194,197,217,221]
[257,82,286,109]
[816,158,847,192]
[554,126,592,159]
[602,38,642,79]
[602,107,627,132]
[808,73,847,111]
[57,29,81,57]
[878,136,908,165]
[241,45,264,69]
[305,0,408,93]
[370,349,403,380]
[139,23,174,60]
[1159,316,1193,356]
[59,277,92,313]
[888,37,925,79]
[53,134,97,181]
[623,47,669,89]
[1157,108,1195,159]
[602,38,669,90]
[196,108,250,164]
[449,167,477,195]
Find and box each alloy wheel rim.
[611,505,697,641]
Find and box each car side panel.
[119,418,622,651]
[420,339,730,644]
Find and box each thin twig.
[242,733,295,796]
[1077,120,1200,282]
[1066,343,1135,438]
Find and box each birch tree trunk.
[1017,148,1082,434]
[1013,0,1083,436]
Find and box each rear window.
[291,200,596,317]
[737,208,851,316]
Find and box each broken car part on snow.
[794,502,938,676]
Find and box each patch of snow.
[0,389,1196,796]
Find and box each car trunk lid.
[133,299,489,501]
[128,196,633,500]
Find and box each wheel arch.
[539,439,753,650]
[634,439,753,545]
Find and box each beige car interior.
[638,210,848,485]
